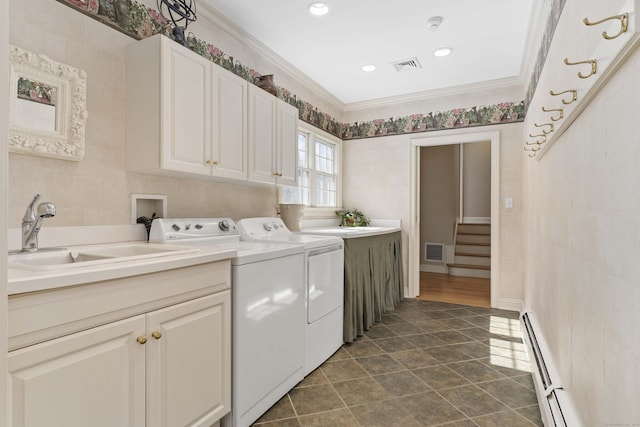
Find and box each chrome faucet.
[21,194,56,252]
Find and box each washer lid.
[237,217,343,249]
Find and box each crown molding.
[342,76,525,112]
[197,2,346,113]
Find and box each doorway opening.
[408,130,500,308]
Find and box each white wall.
[343,122,525,304]
[462,141,491,221]
[420,145,458,269]
[7,0,343,228]
[523,38,640,427]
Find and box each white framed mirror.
[8,45,88,161]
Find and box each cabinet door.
[211,66,248,180]
[160,43,212,175]
[276,99,299,185]
[146,291,231,427]
[248,85,277,184]
[8,316,146,427]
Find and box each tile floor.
[253,299,543,426]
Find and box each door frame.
[408,130,500,308]
[1,0,9,423]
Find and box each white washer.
[237,217,344,376]
[149,218,305,427]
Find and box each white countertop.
[301,219,401,239]
[8,241,237,295]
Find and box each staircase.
[447,223,491,279]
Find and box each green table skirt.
[343,231,404,342]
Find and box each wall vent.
[392,57,422,72]
[425,243,444,262]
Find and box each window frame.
[296,124,342,218]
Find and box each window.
[295,126,341,208]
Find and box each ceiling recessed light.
[308,3,329,16]
[361,64,376,72]
[433,47,453,57]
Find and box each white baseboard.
[462,217,491,224]
[420,264,448,274]
[496,298,524,313]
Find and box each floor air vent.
[392,57,422,72]
[425,243,444,262]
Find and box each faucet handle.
[22,194,41,222]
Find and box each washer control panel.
[149,218,239,242]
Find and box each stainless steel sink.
[8,244,199,271]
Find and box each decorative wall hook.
[563,58,597,79]
[583,13,628,40]
[525,138,545,146]
[528,133,547,141]
[534,122,554,134]
[524,145,540,157]
[541,106,564,121]
[550,89,577,105]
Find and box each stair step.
[456,234,491,245]
[447,263,490,270]
[448,265,491,279]
[453,255,490,266]
[455,244,491,255]
[455,252,490,257]
[457,224,491,234]
[456,231,491,236]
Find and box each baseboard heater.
[521,312,580,426]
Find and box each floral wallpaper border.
[55,0,525,141]
[524,0,566,109]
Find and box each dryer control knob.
[263,223,273,231]
[195,224,203,230]
[172,224,181,231]
[218,220,230,232]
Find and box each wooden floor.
[417,272,491,308]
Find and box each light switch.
[505,197,513,208]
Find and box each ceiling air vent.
[392,57,422,72]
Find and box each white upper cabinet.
[211,66,248,180]
[276,99,299,185]
[126,35,248,180]
[127,35,211,176]
[248,85,298,185]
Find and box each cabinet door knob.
[137,335,148,345]
[206,160,219,166]
[151,330,162,340]
[213,160,219,166]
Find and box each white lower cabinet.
[147,292,231,427]
[8,315,146,427]
[8,291,230,427]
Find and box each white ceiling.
[203,0,536,105]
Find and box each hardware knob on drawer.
[151,331,162,340]
[137,336,148,344]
